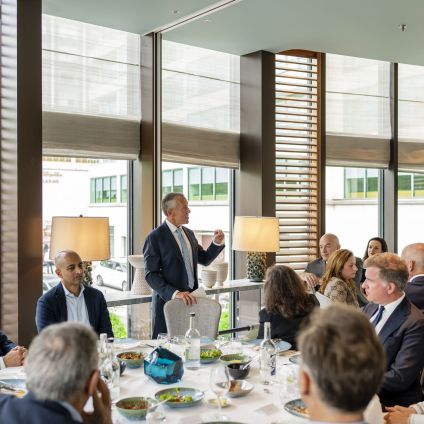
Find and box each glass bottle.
[98,333,108,368]
[100,339,120,402]
[259,322,276,384]
[184,312,200,370]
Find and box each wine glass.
[210,365,230,420]
[157,333,169,347]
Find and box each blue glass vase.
[144,347,184,384]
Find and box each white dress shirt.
[61,283,91,327]
[0,357,5,370]
[370,293,405,334]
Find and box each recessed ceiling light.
[172,10,179,14]
[398,24,407,32]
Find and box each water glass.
[210,365,230,421]
[157,333,169,347]
[146,404,166,424]
[278,365,299,402]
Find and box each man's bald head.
[401,243,424,277]
[54,250,81,268]
[319,233,341,261]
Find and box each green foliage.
[110,312,127,338]
[219,305,230,331]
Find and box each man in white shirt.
[385,401,424,423]
[401,243,424,311]
[0,331,26,370]
[362,253,424,407]
[143,193,225,338]
[298,303,385,424]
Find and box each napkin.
[191,286,207,298]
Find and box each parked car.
[43,274,60,293]
[93,259,128,291]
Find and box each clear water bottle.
[185,312,200,370]
[100,339,120,402]
[98,333,108,368]
[259,322,277,385]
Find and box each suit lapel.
[378,297,409,344]
[56,284,68,322]
[162,222,184,264]
[83,288,96,328]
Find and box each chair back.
[164,297,221,339]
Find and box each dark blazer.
[363,297,424,407]
[143,221,224,338]
[35,283,113,338]
[0,331,16,356]
[257,294,319,349]
[306,256,367,306]
[405,275,424,311]
[0,393,80,424]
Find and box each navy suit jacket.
[0,393,80,423]
[405,275,424,312]
[143,222,224,338]
[0,331,16,356]
[363,297,424,407]
[35,283,113,338]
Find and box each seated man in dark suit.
[0,331,26,370]
[144,192,225,338]
[298,304,385,424]
[401,242,424,311]
[0,322,112,424]
[362,252,424,407]
[36,250,113,337]
[301,233,366,305]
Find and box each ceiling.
[43,0,424,66]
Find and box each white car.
[93,259,128,291]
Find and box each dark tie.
[372,305,385,327]
[176,228,195,289]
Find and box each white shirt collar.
[382,292,405,313]
[165,219,180,233]
[61,282,85,298]
[410,274,424,283]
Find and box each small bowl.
[220,353,252,365]
[116,396,156,421]
[116,351,144,369]
[227,363,250,379]
[226,379,254,398]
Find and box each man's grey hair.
[161,192,185,216]
[26,322,98,402]
[364,252,408,291]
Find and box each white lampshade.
[49,216,110,261]
[232,216,280,253]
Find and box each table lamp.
[49,216,110,286]
[232,216,280,282]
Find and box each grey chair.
[164,297,221,339]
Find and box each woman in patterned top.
[319,249,359,307]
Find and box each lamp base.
[82,261,93,286]
[246,252,266,282]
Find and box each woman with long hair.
[320,249,359,307]
[361,237,388,282]
[258,265,318,349]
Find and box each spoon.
[241,354,259,369]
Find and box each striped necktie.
[372,305,385,327]
[176,227,195,289]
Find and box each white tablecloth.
[114,343,306,424]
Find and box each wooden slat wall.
[275,52,322,271]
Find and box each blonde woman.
[319,249,359,307]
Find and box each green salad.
[200,348,222,360]
[159,393,193,403]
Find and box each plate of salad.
[154,387,204,408]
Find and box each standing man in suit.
[143,192,225,338]
[36,250,113,337]
[0,322,112,423]
[401,242,424,311]
[301,233,366,305]
[0,331,26,370]
[362,252,424,407]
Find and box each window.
[120,175,127,203]
[188,167,229,201]
[161,168,183,196]
[90,176,118,204]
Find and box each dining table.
[0,339,306,424]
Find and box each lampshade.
[232,216,280,253]
[49,216,110,261]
